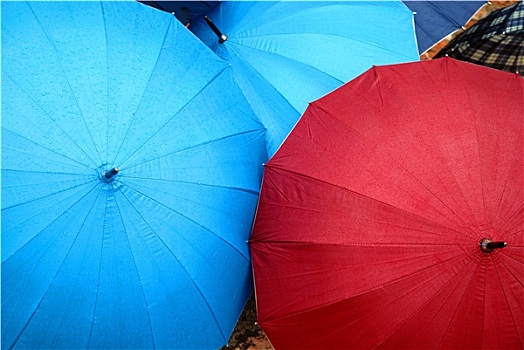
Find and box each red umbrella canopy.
[250,58,523,350]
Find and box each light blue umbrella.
[2,1,266,349]
[189,1,420,157]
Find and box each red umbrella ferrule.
[480,238,507,253]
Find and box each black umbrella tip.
[204,15,228,44]
[101,167,120,183]
[480,238,507,253]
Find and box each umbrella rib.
[121,128,263,172]
[499,205,524,236]
[111,190,157,348]
[492,256,524,347]
[117,188,228,343]
[101,2,110,162]
[5,184,101,349]
[417,59,487,232]
[122,183,250,262]
[2,168,92,179]
[1,178,98,212]
[211,44,302,138]
[253,248,467,281]
[268,165,473,242]
[497,254,524,289]
[116,65,229,168]
[312,101,480,239]
[492,137,523,231]
[27,3,103,165]
[372,257,480,349]
[3,74,100,168]
[262,251,471,324]
[290,253,475,349]
[436,259,483,349]
[87,189,108,350]
[2,134,93,171]
[122,176,259,196]
[228,40,344,87]
[109,18,174,166]
[2,181,100,265]
[222,2,281,36]
[257,201,472,244]
[235,32,417,61]
[47,189,106,348]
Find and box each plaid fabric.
[436,2,524,76]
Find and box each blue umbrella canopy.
[2,1,266,349]
[189,1,420,157]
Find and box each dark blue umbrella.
[403,0,486,53]
[139,1,218,25]
[189,1,420,157]
[2,1,266,349]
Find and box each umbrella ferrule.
[480,238,507,253]
[101,167,119,183]
[204,16,228,44]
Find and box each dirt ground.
[219,293,272,350]
[221,2,518,349]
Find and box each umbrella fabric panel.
[436,2,524,75]
[403,1,485,53]
[267,59,522,237]
[2,1,267,349]
[447,33,524,74]
[190,1,420,157]
[251,58,523,349]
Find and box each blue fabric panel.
[190,1,420,157]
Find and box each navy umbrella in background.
[189,1,420,157]
[404,0,486,53]
[2,1,266,349]
[139,0,218,25]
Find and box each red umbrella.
[250,58,523,349]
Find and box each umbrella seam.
[492,256,524,347]
[261,251,471,324]
[371,256,480,349]
[121,128,263,173]
[5,184,101,349]
[121,183,250,263]
[112,190,157,348]
[27,2,103,165]
[117,187,228,344]
[310,99,479,241]
[1,130,94,170]
[116,65,229,169]
[265,165,474,243]
[3,73,99,168]
[109,17,173,166]
[436,258,483,349]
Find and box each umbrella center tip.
[100,167,119,183]
[480,238,507,253]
